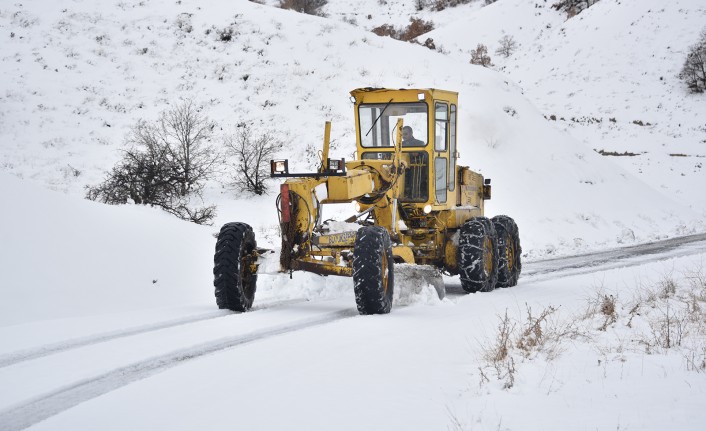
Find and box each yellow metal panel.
[325,169,374,201]
[392,246,415,264]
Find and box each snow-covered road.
[2,233,705,430]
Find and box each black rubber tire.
[353,226,394,315]
[492,215,522,288]
[213,222,257,311]
[458,217,499,293]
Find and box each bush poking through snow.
[495,34,517,58]
[279,0,327,16]
[479,305,586,389]
[679,29,706,94]
[431,0,482,12]
[478,266,706,393]
[225,125,281,196]
[469,43,492,67]
[86,101,219,225]
[401,17,434,41]
[371,18,434,42]
[552,0,601,18]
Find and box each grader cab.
[213,88,521,314]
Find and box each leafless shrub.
[431,0,478,11]
[217,26,234,42]
[658,274,678,299]
[516,305,555,354]
[86,101,219,225]
[495,34,517,58]
[478,305,586,389]
[371,24,397,38]
[515,304,584,358]
[684,263,706,318]
[580,290,617,331]
[371,17,434,42]
[684,263,706,294]
[174,13,193,34]
[279,0,327,16]
[400,17,433,41]
[422,38,436,50]
[685,346,706,372]
[478,310,516,389]
[225,125,281,195]
[679,29,706,93]
[470,43,492,67]
[649,301,689,349]
[552,0,600,18]
[483,310,514,363]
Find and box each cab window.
[359,102,428,148]
[434,102,448,152]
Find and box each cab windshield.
[359,102,428,148]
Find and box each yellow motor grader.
[213,88,521,314]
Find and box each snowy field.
[1,0,705,429]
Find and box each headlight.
[423,204,432,214]
[327,158,345,173]
[355,202,362,212]
[271,160,288,174]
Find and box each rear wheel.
[458,217,499,293]
[353,226,394,315]
[213,222,258,311]
[492,215,522,288]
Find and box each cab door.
[433,101,449,205]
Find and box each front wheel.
[353,226,394,315]
[213,222,258,311]
[458,217,499,293]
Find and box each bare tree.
[157,101,219,196]
[495,35,518,58]
[679,30,706,94]
[225,126,281,195]
[86,101,219,225]
[470,43,493,67]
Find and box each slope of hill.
[425,0,706,213]
[0,0,702,259]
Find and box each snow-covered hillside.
[426,0,706,212]
[1,0,703,258]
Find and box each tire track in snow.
[0,298,308,369]
[442,233,706,294]
[0,308,358,431]
[522,232,706,281]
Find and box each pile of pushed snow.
[0,0,702,259]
